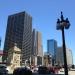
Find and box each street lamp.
[56,12,70,75]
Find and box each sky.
[0,0,75,64]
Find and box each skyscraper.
[32,29,37,56]
[47,39,57,65]
[36,31,43,65]
[32,29,43,65]
[36,31,43,57]
[32,29,43,57]
[66,48,73,66]
[3,11,32,65]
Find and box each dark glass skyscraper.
[3,11,32,65]
[47,39,57,65]
[32,29,37,56]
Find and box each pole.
[62,28,68,75]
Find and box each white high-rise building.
[66,48,73,66]
[56,47,73,66]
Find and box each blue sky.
[0,0,75,64]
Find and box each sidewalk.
[58,69,75,75]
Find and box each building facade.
[7,45,21,73]
[47,39,57,66]
[31,29,43,66]
[66,48,73,66]
[21,12,32,65]
[3,11,32,66]
[56,47,64,66]
[43,52,52,67]
[56,47,73,67]
[32,29,37,56]
[36,31,43,57]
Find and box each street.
[8,70,75,75]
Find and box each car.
[13,67,32,75]
[38,66,49,74]
[0,65,8,75]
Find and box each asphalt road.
[8,69,75,75]
[8,73,64,75]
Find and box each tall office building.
[36,31,43,65]
[3,11,32,65]
[32,29,43,65]
[36,31,43,57]
[32,29,37,56]
[47,39,57,65]
[56,47,73,66]
[32,29,43,56]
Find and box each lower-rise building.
[0,50,7,64]
[43,52,52,67]
[56,47,73,67]
[7,45,21,73]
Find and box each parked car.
[0,65,8,75]
[38,66,49,74]
[13,67,32,75]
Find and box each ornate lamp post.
[56,12,70,75]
